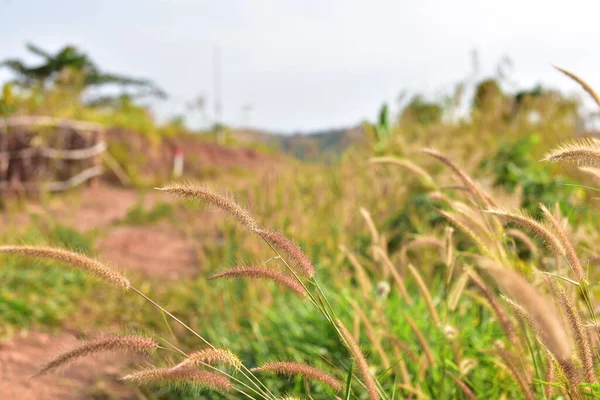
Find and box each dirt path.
[97,222,200,279]
[0,331,139,400]
[48,185,173,232]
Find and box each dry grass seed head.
[350,300,391,369]
[554,66,600,108]
[539,204,585,282]
[121,367,232,391]
[578,166,600,183]
[484,264,572,360]
[257,229,315,278]
[407,263,441,328]
[368,156,438,188]
[422,148,496,207]
[0,245,129,289]
[467,270,518,344]
[483,209,566,258]
[405,314,435,366]
[495,342,535,400]
[340,245,372,298]
[158,183,258,230]
[505,229,539,259]
[542,137,600,167]
[438,209,492,257]
[252,361,343,392]
[375,247,412,305]
[554,284,595,383]
[336,318,379,400]
[36,335,158,376]
[209,266,307,298]
[448,373,478,400]
[556,358,583,400]
[174,348,242,370]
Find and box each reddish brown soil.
[105,128,279,182]
[0,331,139,400]
[48,185,173,232]
[97,223,200,279]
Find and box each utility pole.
[213,44,224,144]
[241,104,253,127]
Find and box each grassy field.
[3,67,600,399]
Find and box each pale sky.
[1,0,599,132]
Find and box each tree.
[400,95,443,126]
[0,43,166,102]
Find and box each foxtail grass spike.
[422,148,496,207]
[209,266,307,298]
[158,183,258,230]
[257,229,315,278]
[121,367,232,391]
[252,361,343,392]
[540,204,585,282]
[0,245,129,289]
[483,209,566,257]
[554,284,596,383]
[542,137,600,167]
[174,348,242,370]
[555,66,600,108]
[36,335,158,376]
[336,319,379,400]
[483,263,572,360]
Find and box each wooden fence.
[0,116,106,196]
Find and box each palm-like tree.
[1,43,166,100]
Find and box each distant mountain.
[231,125,366,161]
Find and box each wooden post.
[89,129,102,189]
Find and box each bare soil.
[97,223,200,279]
[0,331,139,400]
[48,185,172,232]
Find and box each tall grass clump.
[5,65,600,399]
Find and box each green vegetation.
[3,43,600,399]
[0,222,93,335]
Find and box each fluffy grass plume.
[422,148,496,207]
[407,264,440,327]
[121,367,232,391]
[495,342,535,400]
[35,335,158,376]
[209,266,307,298]
[467,270,518,344]
[505,229,539,259]
[174,348,242,370]
[376,247,412,305]
[578,166,600,182]
[368,156,437,188]
[437,209,492,257]
[554,66,600,108]
[483,209,566,258]
[336,318,379,400]
[554,284,596,383]
[0,245,129,289]
[405,315,435,366]
[257,229,315,278]
[540,204,585,282]
[542,137,600,166]
[252,361,343,392]
[158,182,258,230]
[483,263,572,360]
[449,373,478,400]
